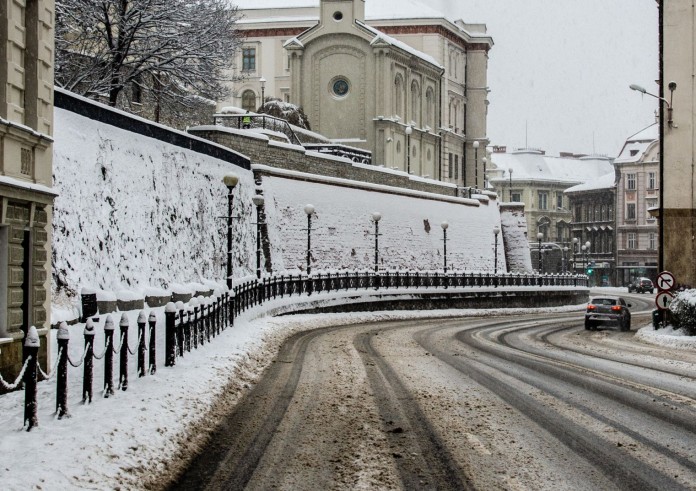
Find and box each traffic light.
[587,261,595,275]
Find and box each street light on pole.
[473,140,480,189]
[572,237,578,274]
[405,125,413,174]
[581,244,587,274]
[537,232,544,273]
[371,212,382,290]
[494,226,501,274]
[563,246,569,274]
[441,221,449,273]
[630,81,676,273]
[508,167,513,202]
[482,157,488,189]
[304,204,315,276]
[252,194,265,279]
[222,174,239,290]
[259,77,267,108]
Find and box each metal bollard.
[137,311,146,378]
[24,326,40,431]
[56,322,70,419]
[83,319,95,403]
[148,311,157,374]
[104,315,115,397]
[165,302,176,367]
[176,301,185,357]
[119,313,129,391]
[186,299,196,351]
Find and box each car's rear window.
[591,298,616,306]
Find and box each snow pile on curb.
[636,324,696,350]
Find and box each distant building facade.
[226,0,493,187]
[488,148,614,249]
[0,0,55,386]
[565,173,617,285]
[614,124,659,285]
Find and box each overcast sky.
[439,0,659,156]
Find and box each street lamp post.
[259,77,267,108]
[482,157,488,189]
[563,246,569,274]
[473,141,480,189]
[304,204,315,275]
[405,125,413,174]
[222,174,239,290]
[252,194,265,279]
[585,240,591,284]
[572,237,578,274]
[508,168,513,202]
[581,244,587,274]
[537,232,544,274]
[371,212,382,289]
[494,226,501,274]
[630,82,676,273]
[441,221,449,273]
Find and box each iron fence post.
[23,326,40,431]
[148,311,157,375]
[119,313,129,391]
[165,302,177,367]
[56,322,70,418]
[137,311,146,378]
[83,319,95,403]
[104,315,115,397]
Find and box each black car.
[585,296,632,331]
[628,277,654,294]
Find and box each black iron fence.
[3,270,587,430]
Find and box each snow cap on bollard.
[197,295,205,304]
[104,314,115,331]
[119,312,129,328]
[189,297,199,308]
[165,302,176,313]
[57,322,70,341]
[149,311,157,323]
[84,318,95,337]
[137,310,147,324]
[175,301,185,311]
[24,326,40,348]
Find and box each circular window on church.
[330,77,351,99]
[333,11,344,21]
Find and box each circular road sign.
[656,291,674,310]
[657,271,676,291]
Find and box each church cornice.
[373,25,492,52]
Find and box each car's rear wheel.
[584,320,593,330]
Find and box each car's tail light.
[587,305,596,311]
[611,305,622,311]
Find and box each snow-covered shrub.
[669,289,696,335]
[258,98,311,130]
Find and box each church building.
[224,0,493,188]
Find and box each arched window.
[394,75,404,120]
[425,88,435,128]
[241,90,256,111]
[410,80,421,126]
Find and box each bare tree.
[56,0,242,122]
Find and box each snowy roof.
[614,123,658,164]
[358,21,443,69]
[232,0,445,20]
[564,172,616,194]
[490,150,614,185]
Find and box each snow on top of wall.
[0,175,57,195]
[490,150,614,185]
[565,172,616,194]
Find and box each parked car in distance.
[585,296,632,331]
[627,277,654,294]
